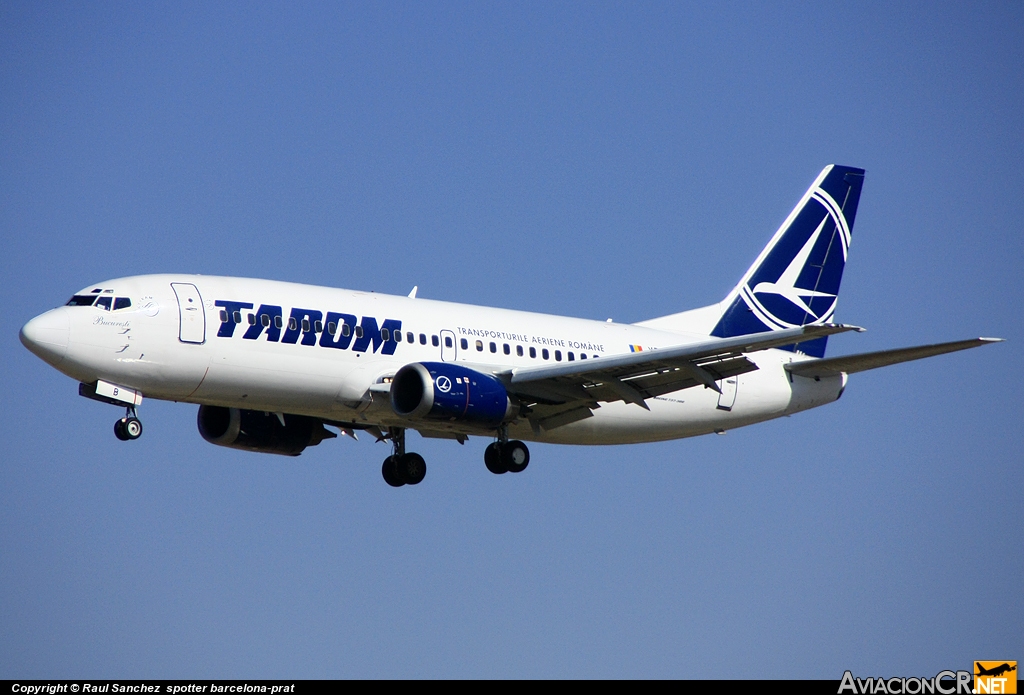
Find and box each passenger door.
[171,282,206,344]
[717,376,738,411]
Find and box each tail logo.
[740,186,850,330]
[711,165,864,358]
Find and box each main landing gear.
[381,427,426,487]
[484,427,529,475]
[114,405,143,441]
[378,426,531,487]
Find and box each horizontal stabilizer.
[784,337,1004,379]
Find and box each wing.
[784,337,1003,379]
[502,323,862,432]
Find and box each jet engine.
[197,405,336,456]
[391,362,516,428]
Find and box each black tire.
[399,453,426,485]
[124,417,143,440]
[484,442,507,474]
[382,456,404,487]
[504,440,530,473]
[114,419,129,441]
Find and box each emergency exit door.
[440,329,457,362]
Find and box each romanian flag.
[629,345,643,352]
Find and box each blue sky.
[2,1,1021,678]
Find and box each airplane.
[975,663,1016,678]
[19,164,1002,487]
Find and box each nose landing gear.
[114,406,143,441]
[381,427,426,487]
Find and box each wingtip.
[822,322,866,333]
[978,337,1005,343]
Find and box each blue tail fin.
[711,165,865,357]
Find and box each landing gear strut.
[381,427,426,487]
[484,426,529,475]
[114,405,143,441]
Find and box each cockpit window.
[67,295,97,306]
[113,297,132,310]
[95,296,112,311]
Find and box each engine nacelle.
[197,406,335,456]
[391,362,516,428]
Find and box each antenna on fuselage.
[408,286,418,299]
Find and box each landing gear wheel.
[484,442,508,474]
[381,427,427,487]
[398,453,426,485]
[382,456,404,487]
[114,419,129,441]
[124,417,143,440]
[503,440,530,473]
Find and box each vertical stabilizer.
[709,165,865,357]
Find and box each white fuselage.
[24,274,845,445]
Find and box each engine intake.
[197,406,335,456]
[391,362,515,428]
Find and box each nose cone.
[20,308,70,366]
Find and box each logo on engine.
[435,376,452,393]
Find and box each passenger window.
[529,347,536,358]
[341,323,351,337]
[516,345,524,357]
[460,338,468,350]
[542,348,549,360]
[248,314,256,325]
[113,297,132,310]
[555,350,562,361]
[66,295,97,306]
[580,353,587,360]
[380,327,389,340]
[262,314,271,327]
[503,344,510,355]
[95,296,112,311]
[395,331,402,342]
[289,317,298,330]
[489,342,496,353]
[432,335,439,347]
[476,340,483,351]
[314,320,322,333]
[301,318,310,332]
[419,334,427,345]
[407,332,414,343]
[355,326,364,338]
[234,311,242,324]
[275,316,283,329]
[328,322,337,335]
[445,336,453,348]
[220,310,228,322]
[568,352,574,361]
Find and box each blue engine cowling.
[391,362,515,428]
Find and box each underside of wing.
[513,354,758,405]
[504,323,861,430]
[784,337,1003,379]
